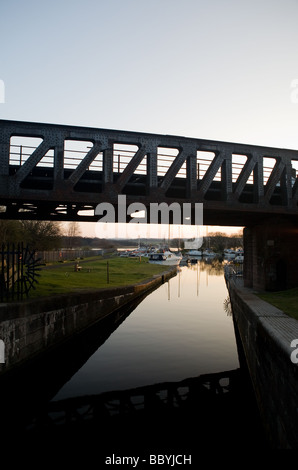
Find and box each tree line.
[0,220,115,251]
[0,219,243,252]
[0,220,62,250]
[202,231,243,252]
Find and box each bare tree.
[66,222,82,248]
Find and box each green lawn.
[29,255,173,298]
[258,288,298,320]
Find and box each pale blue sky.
[1,0,298,237]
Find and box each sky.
[1,0,298,239]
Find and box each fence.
[0,243,41,302]
[34,249,103,264]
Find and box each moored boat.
[187,249,202,257]
[148,251,181,266]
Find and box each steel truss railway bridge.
[0,119,298,225]
[1,119,298,290]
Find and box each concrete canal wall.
[0,268,176,377]
[226,276,298,449]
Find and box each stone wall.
[227,276,298,449]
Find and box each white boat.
[203,249,216,257]
[224,249,236,259]
[187,250,202,256]
[148,251,181,266]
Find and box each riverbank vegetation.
[30,255,174,298]
[0,219,62,249]
[0,218,243,253]
[258,288,298,321]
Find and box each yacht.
[148,251,181,266]
[187,250,202,257]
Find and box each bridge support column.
[243,227,254,288]
[243,218,298,291]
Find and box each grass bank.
[258,288,298,321]
[30,255,174,298]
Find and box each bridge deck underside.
[1,167,296,226]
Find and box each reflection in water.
[26,368,267,453]
[0,288,153,435]
[0,259,267,455]
[52,262,239,399]
[223,296,232,316]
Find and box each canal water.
[0,258,268,463]
[47,259,267,459]
[53,260,239,400]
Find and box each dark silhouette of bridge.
[1,119,298,226]
[1,119,298,290]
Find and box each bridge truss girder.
[1,119,298,226]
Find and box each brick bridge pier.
[243,217,298,291]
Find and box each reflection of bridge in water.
[25,368,267,453]
[34,369,241,425]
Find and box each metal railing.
[9,141,293,185]
[0,243,41,302]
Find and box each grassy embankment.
[258,288,298,321]
[29,255,173,298]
